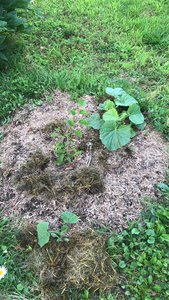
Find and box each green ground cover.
[0,0,169,135]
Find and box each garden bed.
[0,91,168,231]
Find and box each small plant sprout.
[51,130,82,166]
[37,212,80,247]
[88,87,146,151]
[0,266,7,280]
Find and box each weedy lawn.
[0,0,169,135]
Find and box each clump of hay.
[16,224,37,248]
[15,150,57,198]
[31,231,117,295]
[18,150,50,173]
[16,156,104,199]
[58,167,105,195]
[42,121,66,134]
[17,171,55,197]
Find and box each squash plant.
[88,87,145,151]
[37,212,80,247]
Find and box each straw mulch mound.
[0,91,168,230]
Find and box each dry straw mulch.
[0,91,169,231]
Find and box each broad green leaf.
[98,103,105,110]
[130,127,136,138]
[161,234,169,242]
[74,129,83,138]
[50,232,58,238]
[131,228,140,235]
[37,222,50,247]
[146,229,155,236]
[156,222,166,235]
[79,119,89,126]
[106,87,137,106]
[147,237,155,244]
[61,212,79,224]
[88,113,104,130]
[128,104,144,125]
[60,224,69,236]
[153,285,162,292]
[70,109,76,115]
[17,284,24,292]
[80,109,88,115]
[148,275,153,285]
[104,100,115,110]
[97,100,114,110]
[103,108,119,122]
[136,122,146,130]
[67,119,75,126]
[100,122,131,151]
[77,99,87,107]
[119,261,126,269]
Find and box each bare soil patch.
[0,91,168,230]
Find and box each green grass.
[0,0,169,136]
[0,218,40,299]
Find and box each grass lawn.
[0,0,169,299]
[0,0,169,135]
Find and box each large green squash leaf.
[128,104,144,125]
[88,112,104,129]
[37,221,50,248]
[100,122,131,151]
[103,108,119,122]
[106,87,137,106]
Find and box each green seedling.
[37,212,80,247]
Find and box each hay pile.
[31,231,117,296]
[15,151,104,198]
